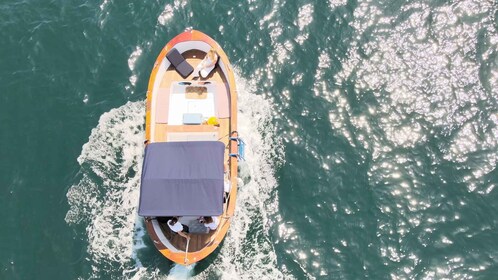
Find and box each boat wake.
[65,69,287,279]
[64,101,152,278]
[167,264,195,280]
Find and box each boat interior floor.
[158,217,216,252]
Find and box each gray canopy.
[138,141,225,217]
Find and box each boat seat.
[166,48,194,78]
[186,221,210,234]
[180,217,210,234]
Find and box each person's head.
[204,216,213,224]
[169,217,178,226]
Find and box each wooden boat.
[138,30,240,265]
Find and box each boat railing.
[229,132,246,161]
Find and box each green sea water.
[2,0,498,279]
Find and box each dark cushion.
[176,60,194,78]
[166,48,183,66]
[166,48,194,78]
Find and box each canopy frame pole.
[184,237,190,264]
[224,187,231,214]
[223,158,233,215]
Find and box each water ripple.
[325,0,498,278]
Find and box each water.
[1,0,498,279]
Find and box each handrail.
[228,132,246,161]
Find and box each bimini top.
[138,141,225,217]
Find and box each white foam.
[128,47,142,72]
[294,4,313,45]
[259,0,281,27]
[328,0,347,10]
[99,0,110,11]
[158,4,174,25]
[168,264,195,280]
[158,1,188,26]
[295,4,313,31]
[127,47,143,88]
[65,101,154,278]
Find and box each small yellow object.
[207,116,219,125]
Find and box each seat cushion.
[200,65,216,78]
[176,60,194,78]
[166,48,184,67]
[155,88,170,123]
[166,48,194,78]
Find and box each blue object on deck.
[229,136,246,161]
[183,113,203,125]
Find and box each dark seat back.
[166,48,194,78]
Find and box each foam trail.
[65,101,160,278]
[168,264,195,280]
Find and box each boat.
[138,30,242,265]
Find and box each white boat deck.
[168,92,216,125]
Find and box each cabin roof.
[138,141,225,217]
